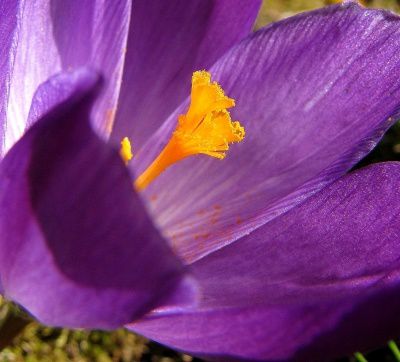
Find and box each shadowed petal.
[130,162,400,361]
[111,0,261,149]
[0,70,189,329]
[135,3,400,262]
[26,68,99,128]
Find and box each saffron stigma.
[120,71,245,191]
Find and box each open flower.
[2,0,400,361]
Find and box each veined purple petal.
[130,162,400,361]
[50,0,131,137]
[0,0,24,158]
[0,70,190,329]
[4,0,62,155]
[136,3,400,262]
[111,0,261,149]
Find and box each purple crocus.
[2,0,400,361]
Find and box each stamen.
[134,70,245,191]
[120,137,133,165]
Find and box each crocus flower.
[2,0,400,361]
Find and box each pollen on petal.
[119,137,133,165]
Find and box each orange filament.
[134,70,245,191]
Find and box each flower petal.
[50,0,131,137]
[130,162,400,361]
[0,0,26,157]
[136,3,400,262]
[110,0,261,149]
[4,0,62,155]
[0,69,189,329]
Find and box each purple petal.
[4,1,62,155]
[135,3,400,262]
[0,70,189,329]
[0,0,20,156]
[26,68,99,128]
[50,0,131,137]
[130,162,400,361]
[110,0,261,149]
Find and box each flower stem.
[354,351,368,362]
[389,340,400,362]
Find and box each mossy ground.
[3,1,400,361]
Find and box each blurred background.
[2,1,400,361]
[256,0,400,28]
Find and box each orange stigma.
[133,70,245,191]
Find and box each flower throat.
[120,71,245,191]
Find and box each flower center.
[121,71,245,191]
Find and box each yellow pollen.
[119,137,133,165]
[134,70,245,191]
